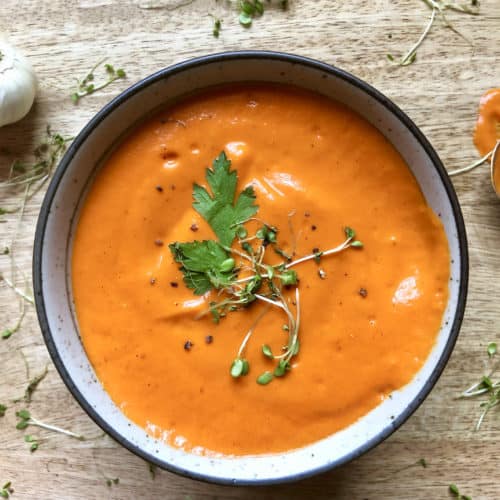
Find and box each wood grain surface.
[1,1,499,498]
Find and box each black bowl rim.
[33,50,469,486]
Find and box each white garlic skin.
[0,40,37,128]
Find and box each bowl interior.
[34,52,467,485]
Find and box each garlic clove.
[0,40,37,128]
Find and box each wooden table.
[1,1,499,498]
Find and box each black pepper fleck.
[154,239,164,246]
[170,281,178,288]
[184,340,193,351]
[205,335,213,344]
[150,278,156,285]
[190,223,199,232]
[304,211,310,217]
[359,287,368,298]
[311,225,317,231]
[155,185,163,192]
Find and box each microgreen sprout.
[170,151,362,385]
[16,409,86,440]
[459,345,500,430]
[0,126,71,216]
[488,342,497,358]
[71,59,126,104]
[0,482,13,499]
[148,462,157,479]
[237,0,288,27]
[14,365,48,403]
[1,128,71,340]
[105,477,119,487]
[449,483,472,500]
[448,139,500,185]
[209,14,222,37]
[388,0,479,66]
[24,434,42,453]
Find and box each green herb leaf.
[0,404,6,417]
[262,344,273,359]
[487,342,497,357]
[236,225,247,239]
[230,358,244,378]
[256,371,273,385]
[169,240,234,294]
[1,329,13,339]
[148,462,157,479]
[241,359,250,375]
[192,151,258,247]
[344,227,355,239]
[274,359,289,377]
[449,484,460,496]
[280,269,298,286]
[16,409,30,420]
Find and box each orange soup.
[72,85,450,456]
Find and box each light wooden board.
[1,1,499,498]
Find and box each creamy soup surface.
[72,85,450,456]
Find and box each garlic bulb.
[0,39,37,128]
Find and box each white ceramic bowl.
[33,51,468,485]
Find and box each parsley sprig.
[169,151,362,384]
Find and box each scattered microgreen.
[256,371,274,385]
[209,14,222,37]
[459,345,500,430]
[105,477,119,487]
[1,127,70,339]
[71,59,126,104]
[24,434,42,453]
[238,0,264,26]
[0,126,71,216]
[170,151,362,384]
[0,483,13,499]
[148,462,157,479]
[262,344,273,359]
[488,342,497,358]
[14,365,48,404]
[0,404,6,417]
[449,483,472,500]
[237,0,288,27]
[388,0,479,66]
[15,409,86,440]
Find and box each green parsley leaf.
[192,151,258,247]
[169,240,235,294]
